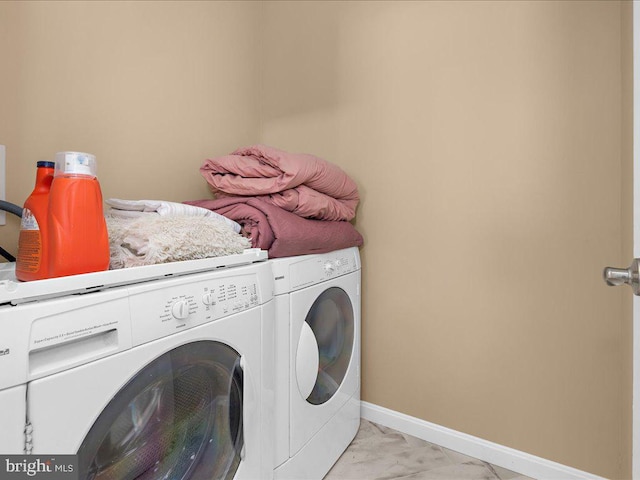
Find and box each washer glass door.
[301,287,354,405]
[77,341,243,480]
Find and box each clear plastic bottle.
[48,152,110,278]
[16,161,55,281]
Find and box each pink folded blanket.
[199,145,359,221]
[185,197,363,259]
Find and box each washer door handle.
[296,322,320,400]
[230,358,244,459]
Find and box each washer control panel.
[289,250,359,290]
[129,272,260,346]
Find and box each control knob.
[171,299,190,320]
[202,292,215,306]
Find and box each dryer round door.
[289,270,361,457]
[76,340,244,480]
[296,286,355,405]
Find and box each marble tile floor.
[325,419,536,480]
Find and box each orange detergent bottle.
[48,151,110,278]
[15,161,55,281]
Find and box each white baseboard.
[360,402,607,480]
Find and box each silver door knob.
[603,258,640,295]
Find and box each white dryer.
[0,250,274,480]
[272,247,361,480]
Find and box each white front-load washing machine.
[0,250,274,480]
[0,384,26,454]
[271,247,361,480]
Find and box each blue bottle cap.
[36,161,55,169]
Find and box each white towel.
[105,198,241,233]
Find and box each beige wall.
[0,0,261,249]
[0,1,632,479]
[260,1,630,478]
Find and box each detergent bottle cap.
[36,161,55,169]
[55,151,97,177]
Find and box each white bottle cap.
[55,151,97,177]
